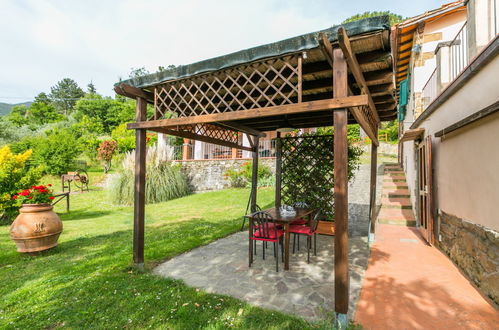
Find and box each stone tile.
[153,232,370,321]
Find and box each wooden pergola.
[115,16,396,322]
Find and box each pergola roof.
[119,16,390,90]
[117,16,397,149]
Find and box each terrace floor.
[154,232,370,321]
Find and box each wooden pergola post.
[250,136,260,212]
[275,132,282,208]
[333,47,349,327]
[182,139,191,160]
[133,97,147,268]
[369,130,378,243]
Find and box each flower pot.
[10,204,63,253]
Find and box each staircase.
[378,163,417,226]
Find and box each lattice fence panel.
[175,124,240,144]
[279,135,334,220]
[153,55,300,120]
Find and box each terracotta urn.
[10,204,63,253]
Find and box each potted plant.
[10,184,63,253]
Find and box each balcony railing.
[169,139,276,161]
[421,22,469,110]
[422,68,438,110]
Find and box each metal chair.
[291,201,310,251]
[249,211,284,272]
[290,210,321,263]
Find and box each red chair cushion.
[252,228,284,242]
[291,218,307,225]
[289,224,314,235]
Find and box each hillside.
[0,101,32,116]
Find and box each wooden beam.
[213,121,266,137]
[115,83,154,104]
[250,136,260,212]
[127,96,368,130]
[149,126,253,152]
[318,33,335,68]
[337,27,380,124]
[275,132,282,208]
[133,97,147,268]
[333,47,350,317]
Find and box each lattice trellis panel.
[279,135,335,220]
[153,55,300,120]
[174,124,240,144]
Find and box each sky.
[0,0,451,103]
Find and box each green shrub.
[111,123,135,153]
[32,129,81,175]
[0,146,43,222]
[108,146,190,205]
[224,161,274,188]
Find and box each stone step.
[385,167,403,171]
[383,182,409,190]
[383,178,407,183]
[381,204,412,210]
[383,174,406,180]
[378,208,416,221]
[378,219,417,227]
[381,197,412,207]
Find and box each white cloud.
[0,0,450,102]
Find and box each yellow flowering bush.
[0,146,43,222]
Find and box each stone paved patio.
[154,232,369,321]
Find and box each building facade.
[395,0,499,303]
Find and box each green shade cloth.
[116,16,390,89]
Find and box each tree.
[87,81,97,94]
[6,105,28,127]
[342,11,404,26]
[129,67,150,79]
[97,140,118,173]
[73,94,135,133]
[49,78,85,115]
[27,102,63,126]
[34,92,51,105]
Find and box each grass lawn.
[0,172,319,329]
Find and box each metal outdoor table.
[247,207,315,270]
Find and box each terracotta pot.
[10,204,63,253]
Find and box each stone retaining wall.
[439,211,499,304]
[176,158,276,192]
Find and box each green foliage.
[0,185,311,329]
[379,120,398,142]
[0,146,43,222]
[87,81,97,94]
[6,101,63,128]
[342,11,404,26]
[109,148,190,205]
[111,123,135,153]
[6,105,29,127]
[347,124,360,142]
[73,94,135,133]
[31,129,81,175]
[224,161,274,188]
[0,118,32,146]
[49,78,85,115]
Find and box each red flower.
[49,196,55,200]
[28,196,33,200]
[48,184,52,187]
[12,195,17,200]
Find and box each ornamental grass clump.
[109,145,190,205]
